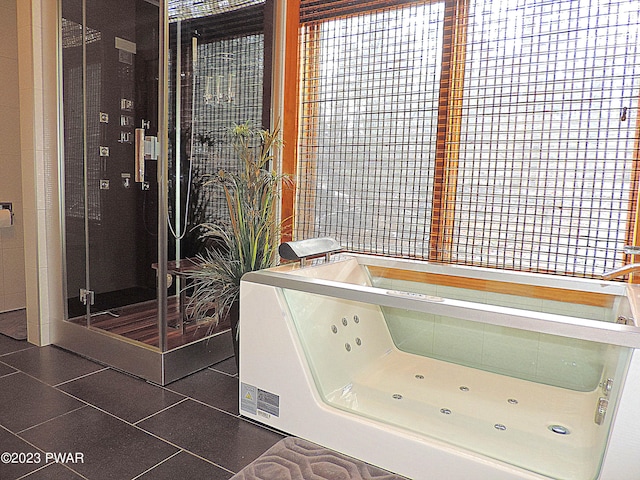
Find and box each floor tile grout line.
[14,463,50,480]
[0,369,20,379]
[177,449,236,476]
[2,364,106,394]
[1,347,282,479]
[128,398,260,474]
[0,358,17,370]
[53,366,110,388]
[156,392,285,438]
[19,394,204,467]
[16,393,210,470]
[129,450,183,480]
[4,354,238,423]
[0,344,36,357]
[1,350,273,477]
[131,449,236,479]
[167,394,241,419]
[129,410,238,474]
[5,415,91,479]
[16,405,89,435]
[0,423,49,454]
[0,344,110,387]
[208,366,238,378]
[0,422,24,437]
[54,386,188,429]
[48,376,189,434]
[133,397,190,426]
[161,374,241,416]
[9,373,244,468]
[152,380,203,399]
[4,369,56,388]
[14,461,90,480]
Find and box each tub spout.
[601,263,640,280]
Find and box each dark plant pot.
[229,301,240,372]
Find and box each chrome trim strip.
[157,0,169,353]
[243,270,640,348]
[53,319,232,385]
[57,0,68,324]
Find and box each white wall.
[0,0,26,314]
[17,0,62,345]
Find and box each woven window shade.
[295,0,640,277]
[297,1,445,257]
[193,36,265,223]
[300,0,432,22]
[168,14,265,235]
[450,0,640,276]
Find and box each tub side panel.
[239,280,547,480]
[599,349,640,480]
[280,287,395,397]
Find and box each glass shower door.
[61,0,161,343]
[55,0,239,383]
[60,0,268,354]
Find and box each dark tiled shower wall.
[63,0,161,318]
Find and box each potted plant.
[185,121,288,367]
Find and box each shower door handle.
[134,128,159,183]
[135,128,146,182]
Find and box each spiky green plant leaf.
[185,121,289,333]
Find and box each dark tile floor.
[0,334,283,480]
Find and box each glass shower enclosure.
[53,0,267,384]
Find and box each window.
[191,34,265,222]
[451,0,640,275]
[167,3,266,255]
[292,0,640,278]
[297,2,444,258]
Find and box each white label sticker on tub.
[240,383,257,415]
[257,389,280,417]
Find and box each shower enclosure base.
[54,296,233,385]
[67,297,226,349]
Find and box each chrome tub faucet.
[602,246,640,280]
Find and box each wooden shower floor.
[67,296,229,350]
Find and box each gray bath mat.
[0,309,27,340]
[231,436,407,480]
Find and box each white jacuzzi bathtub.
[239,253,640,480]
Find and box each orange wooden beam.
[280,0,301,243]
